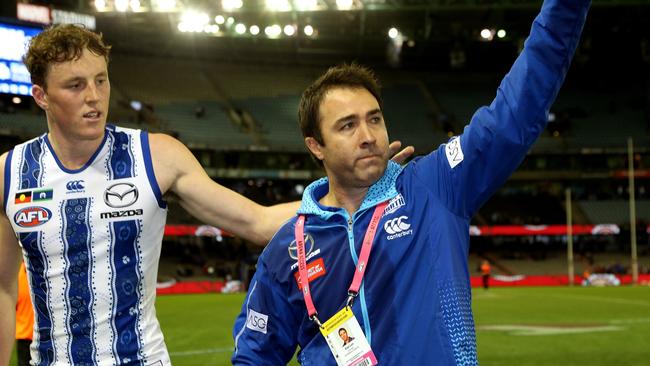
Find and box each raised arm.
[413,0,590,218]
[0,152,23,365]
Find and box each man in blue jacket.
[232,0,590,364]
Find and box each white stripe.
[127,133,136,177]
[84,199,98,364]
[109,222,120,362]
[233,281,258,355]
[61,200,74,364]
[545,293,650,307]
[169,348,233,356]
[92,202,117,364]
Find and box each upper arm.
[149,133,299,244]
[232,259,299,365]
[0,151,21,296]
[413,0,590,217]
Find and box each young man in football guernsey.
[0,25,412,366]
[232,0,590,364]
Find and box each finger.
[391,146,415,164]
[388,141,402,156]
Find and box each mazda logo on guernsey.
[104,182,138,208]
[288,234,315,260]
[14,207,52,228]
[66,180,85,192]
[384,216,413,240]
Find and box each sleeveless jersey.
[4,125,169,366]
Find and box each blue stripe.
[62,198,96,365]
[111,220,144,365]
[44,133,107,174]
[20,232,55,365]
[3,149,12,212]
[139,131,166,209]
[108,225,118,359]
[20,138,44,190]
[108,129,134,180]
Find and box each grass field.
[11,286,650,365]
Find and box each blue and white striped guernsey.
[4,125,169,366]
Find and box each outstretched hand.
[389,141,415,165]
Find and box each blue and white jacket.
[232,0,590,364]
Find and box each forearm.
[449,0,590,216]
[495,0,591,134]
[0,290,17,366]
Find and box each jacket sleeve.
[232,257,300,365]
[410,0,590,218]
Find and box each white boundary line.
[169,348,233,356]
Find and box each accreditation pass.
[320,307,378,366]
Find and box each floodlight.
[115,0,129,12]
[154,0,176,11]
[284,25,295,36]
[497,29,506,38]
[215,15,225,24]
[265,24,282,37]
[130,0,141,11]
[388,27,398,39]
[95,0,106,11]
[296,0,317,11]
[304,25,314,36]
[266,0,292,12]
[480,28,493,40]
[336,0,353,10]
[222,0,243,10]
[235,23,247,34]
[250,25,260,35]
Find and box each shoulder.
[147,133,187,157]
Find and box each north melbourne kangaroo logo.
[104,182,138,208]
[384,216,413,240]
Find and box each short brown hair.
[23,24,112,87]
[298,63,383,147]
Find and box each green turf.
[157,287,650,365]
[11,287,650,365]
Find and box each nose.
[85,83,99,103]
[358,121,376,147]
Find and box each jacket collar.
[298,161,404,220]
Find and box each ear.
[32,85,48,111]
[305,137,325,161]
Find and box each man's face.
[339,329,349,342]
[33,48,110,142]
[306,87,389,189]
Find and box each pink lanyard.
[295,201,388,326]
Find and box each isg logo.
[14,207,52,228]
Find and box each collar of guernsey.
[298,160,404,219]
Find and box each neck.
[47,129,104,170]
[320,181,369,217]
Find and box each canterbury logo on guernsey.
[66,180,85,192]
[384,216,413,240]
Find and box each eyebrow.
[61,72,108,84]
[335,108,383,125]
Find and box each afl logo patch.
[14,206,52,228]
